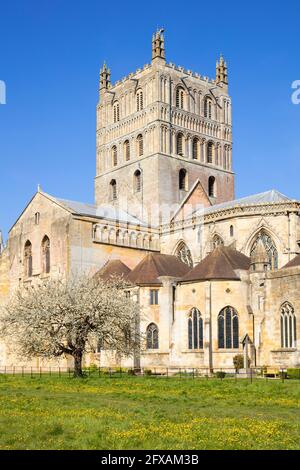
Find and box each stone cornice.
[160,201,300,234]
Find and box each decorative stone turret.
[152,28,166,63]
[216,54,228,84]
[250,238,270,272]
[95,30,234,218]
[99,62,111,96]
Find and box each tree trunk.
[73,350,84,378]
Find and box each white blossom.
[0,275,141,377]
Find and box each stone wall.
[96,57,234,218]
[262,266,300,367]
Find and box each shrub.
[144,369,152,376]
[287,368,300,379]
[215,371,226,379]
[233,354,244,371]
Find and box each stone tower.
[95,31,234,223]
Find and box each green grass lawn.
[0,374,299,450]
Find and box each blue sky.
[0,0,299,239]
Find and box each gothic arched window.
[137,134,143,156]
[230,225,234,237]
[208,176,216,197]
[24,240,33,278]
[134,170,142,192]
[218,306,239,349]
[41,236,50,274]
[204,97,212,119]
[124,140,130,161]
[192,138,199,160]
[110,179,117,200]
[177,133,184,156]
[207,141,214,163]
[112,146,118,166]
[179,169,187,191]
[146,323,159,349]
[136,90,143,111]
[212,234,224,249]
[113,102,120,123]
[250,231,278,270]
[175,241,193,268]
[280,302,297,348]
[188,308,203,349]
[176,87,185,109]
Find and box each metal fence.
[0,365,300,382]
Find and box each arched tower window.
[208,176,216,197]
[224,145,231,170]
[134,170,142,192]
[124,140,130,161]
[188,308,203,349]
[136,90,143,111]
[192,138,199,160]
[41,236,50,274]
[280,302,297,348]
[136,134,143,156]
[207,142,214,163]
[24,240,33,277]
[110,179,117,200]
[179,169,187,191]
[176,87,185,109]
[146,323,159,349]
[112,146,118,166]
[177,133,184,156]
[175,241,193,268]
[34,212,40,225]
[204,97,212,119]
[215,144,220,166]
[113,102,120,123]
[218,306,239,349]
[250,231,278,270]
[230,225,234,237]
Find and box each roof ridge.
[180,246,239,282]
[281,253,300,270]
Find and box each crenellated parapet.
[96,29,234,219]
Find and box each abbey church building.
[0,30,300,370]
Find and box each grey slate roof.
[43,192,145,226]
[41,189,296,227]
[195,190,295,217]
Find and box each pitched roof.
[193,189,295,217]
[41,191,145,226]
[180,246,251,283]
[95,259,131,280]
[127,253,190,286]
[171,179,212,222]
[281,254,300,270]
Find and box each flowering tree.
[0,275,140,377]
